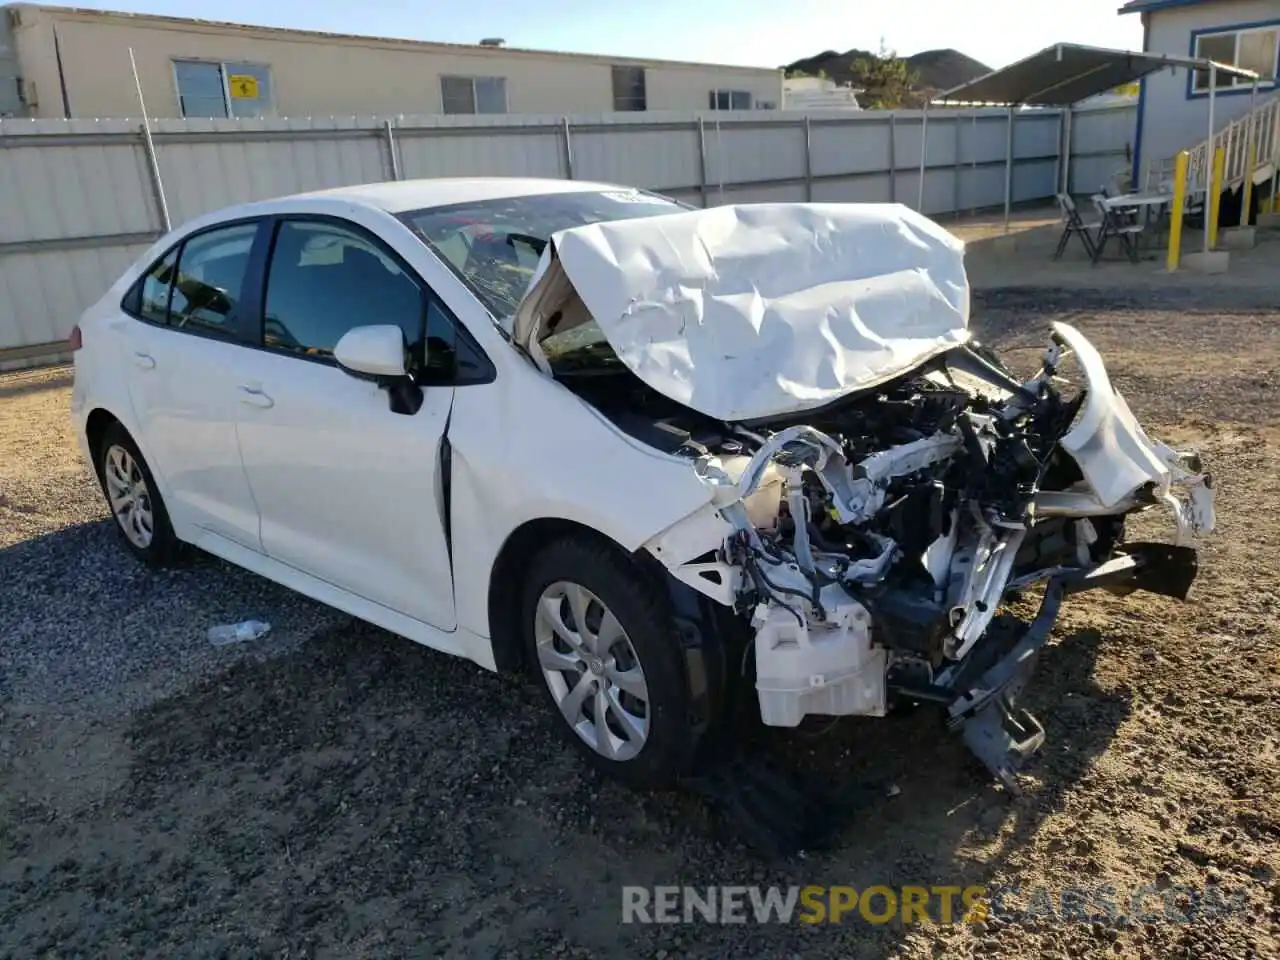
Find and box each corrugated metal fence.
[0,102,1134,366]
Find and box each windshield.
[399,188,688,357]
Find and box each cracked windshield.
[402,189,686,363]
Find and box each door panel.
[232,216,457,630]
[233,354,456,629]
[126,323,262,548]
[122,222,263,550]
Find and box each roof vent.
[479,37,505,47]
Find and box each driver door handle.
[238,385,274,409]
[133,352,156,370]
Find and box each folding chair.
[1090,194,1143,264]
[1052,193,1098,261]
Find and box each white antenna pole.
[130,46,171,232]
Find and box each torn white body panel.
[1053,322,1215,542]
[513,203,971,421]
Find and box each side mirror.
[334,325,409,379]
[334,325,422,415]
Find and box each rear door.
[231,216,475,631]
[121,221,266,551]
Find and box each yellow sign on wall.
[227,74,260,99]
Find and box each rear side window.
[168,224,258,336]
[122,222,258,340]
[262,220,425,359]
[129,247,180,324]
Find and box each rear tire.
[520,536,696,789]
[95,422,180,566]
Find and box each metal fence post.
[696,117,709,207]
[137,123,170,234]
[970,113,978,215]
[802,116,813,202]
[917,104,930,212]
[561,116,575,180]
[1061,107,1074,195]
[953,114,963,215]
[129,47,170,233]
[888,113,896,202]
[383,118,402,181]
[1052,109,1064,200]
[1003,107,1015,233]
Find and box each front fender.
[446,356,715,638]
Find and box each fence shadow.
[0,363,72,400]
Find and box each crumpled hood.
[511,202,970,422]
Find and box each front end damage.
[644,322,1214,789]
[512,201,1215,790]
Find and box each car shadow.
[0,571,1130,958]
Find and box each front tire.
[521,536,696,789]
[95,422,180,566]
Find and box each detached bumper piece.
[937,543,1198,792]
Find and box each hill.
[783,47,991,100]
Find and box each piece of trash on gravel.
[207,620,272,646]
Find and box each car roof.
[289,177,630,214]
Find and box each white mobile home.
[1122,0,1279,184]
[0,4,782,120]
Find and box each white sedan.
[70,178,1215,791]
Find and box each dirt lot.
[2,286,1279,959]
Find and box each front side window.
[174,59,274,117]
[1193,25,1279,91]
[168,224,258,337]
[262,220,425,360]
[441,75,508,114]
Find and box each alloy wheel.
[103,444,154,549]
[534,580,650,761]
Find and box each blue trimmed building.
[1122,0,1279,185]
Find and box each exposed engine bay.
[556,321,1216,789]
[511,202,1216,789]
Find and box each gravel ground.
[2,287,1279,958]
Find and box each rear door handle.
[133,352,156,370]
[238,385,274,409]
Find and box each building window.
[173,60,273,118]
[440,76,508,115]
[611,66,647,111]
[709,89,753,110]
[1192,24,1279,92]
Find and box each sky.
[38,0,1144,69]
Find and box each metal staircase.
[1145,93,1280,202]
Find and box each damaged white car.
[72,178,1215,792]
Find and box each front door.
[231,217,457,630]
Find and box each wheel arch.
[83,407,175,511]
[84,407,124,481]
[486,517,634,674]
[486,516,742,765]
